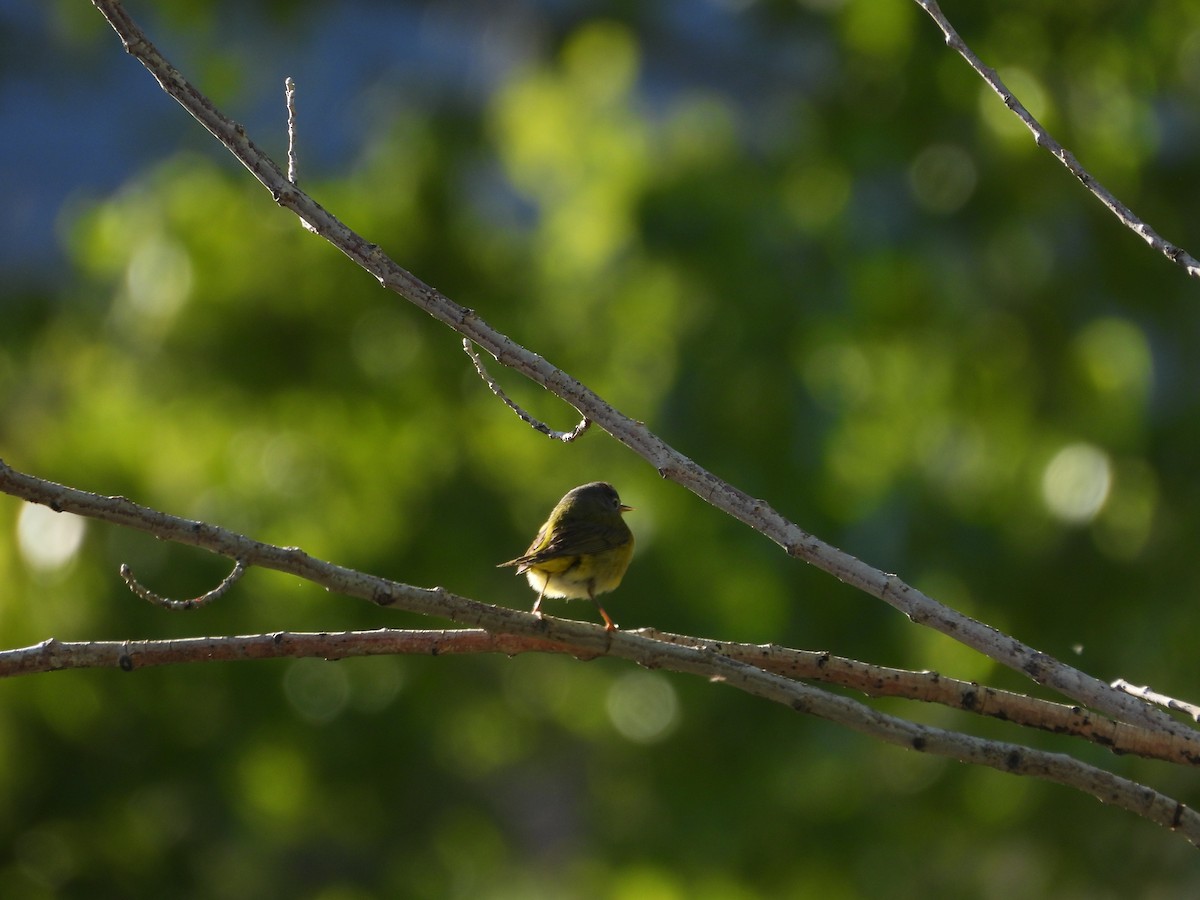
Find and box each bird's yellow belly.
[524,543,633,600]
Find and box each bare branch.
[0,630,594,676]
[463,339,591,441]
[82,0,1193,740]
[914,0,1200,279]
[119,559,246,610]
[4,622,1195,768]
[4,621,1199,844]
[1114,680,1200,723]
[641,629,1200,767]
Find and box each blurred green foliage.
[4,1,1200,896]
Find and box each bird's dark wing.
[497,520,551,568]
[515,518,629,566]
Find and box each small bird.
[498,482,634,631]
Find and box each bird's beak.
[620,504,634,513]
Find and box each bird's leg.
[587,585,617,632]
[532,583,547,619]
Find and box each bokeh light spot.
[1041,443,1112,523]
[121,234,193,330]
[283,658,350,724]
[17,503,86,573]
[1073,317,1152,400]
[606,671,680,744]
[785,160,852,232]
[908,143,977,214]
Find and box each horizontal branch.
[6,624,1196,768]
[6,619,1197,845]
[0,630,597,676]
[85,0,1198,743]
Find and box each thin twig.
[283,75,318,234]
[1114,680,1200,723]
[285,76,298,184]
[463,338,591,441]
[119,559,246,610]
[914,0,1200,278]
[83,0,1190,739]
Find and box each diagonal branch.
[641,629,1200,767]
[914,0,1200,278]
[84,0,1195,739]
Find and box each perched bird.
[498,482,634,631]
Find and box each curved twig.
[462,338,590,442]
[119,559,246,610]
